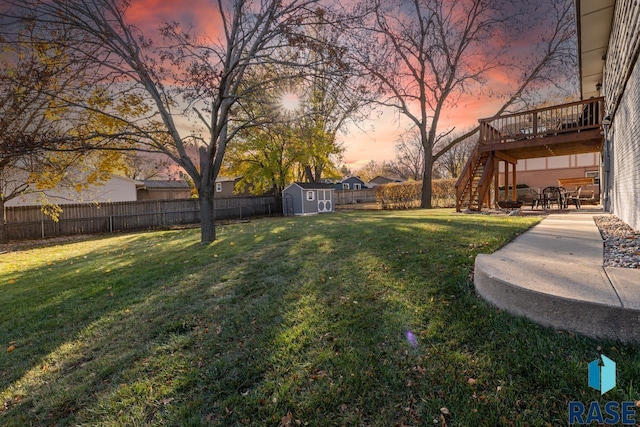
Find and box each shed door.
[317,190,332,213]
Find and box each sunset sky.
[124,0,577,172]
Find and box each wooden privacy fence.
[334,189,376,205]
[3,196,277,241]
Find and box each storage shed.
[282,182,335,215]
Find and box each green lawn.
[1,210,638,426]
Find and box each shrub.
[375,179,457,209]
[375,181,421,209]
[432,178,456,207]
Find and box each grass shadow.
[1,211,639,426]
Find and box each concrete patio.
[474,208,640,343]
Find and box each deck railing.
[455,97,604,211]
[478,97,604,145]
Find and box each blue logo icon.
[588,354,616,395]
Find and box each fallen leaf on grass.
[6,345,15,352]
[279,412,293,427]
[467,378,476,385]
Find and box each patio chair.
[565,186,582,209]
[531,189,543,209]
[542,186,562,209]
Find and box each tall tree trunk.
[0,198,6,244]
[275,189,283,215]
[304,165,316,183]
[420,160,433,208]
[420,128,433,208]
[200,188,216,244]
[314,165,323,183]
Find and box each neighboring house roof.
[340,176,365,184]
[216,176,241,183]
[369,176,404,184]
[138,180,190,189]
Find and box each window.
[342,183,350,190]
[306,191,315,201]
[585,170,600,185]
[354,183,362,190]
[216,182,222,192]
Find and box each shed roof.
[289,182,336,190]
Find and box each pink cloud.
[125,0,223,40]
[123,0,571,167]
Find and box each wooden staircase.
[455,146,495,211]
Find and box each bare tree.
[122,153,175,181]
[292,15,374,183]
[354,0,507,207]
[432,0,578,163]
[6,0,324,243]
[387,129,425,180]
[352,0,577,207]
[434,130,477,178]
[354,160,394,183]
[388,127,476,180]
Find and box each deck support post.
[504,161,509,201]
[493,156,499,208]
[511,163,517,201]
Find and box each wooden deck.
[455,97,604,211]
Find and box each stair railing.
[455,144,480,211]
[475,154,495,211]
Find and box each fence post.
[157,200,163,227]
[109,215,113,233]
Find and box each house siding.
[137,188,192,200]
[497,154,601,197]
[603,0,640,116]
[282,185,302,215]
[335,177,365,190]
[302,190,317,213]
[215,181,236,198]
[5,175,138,206]
[609,53,640,230]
